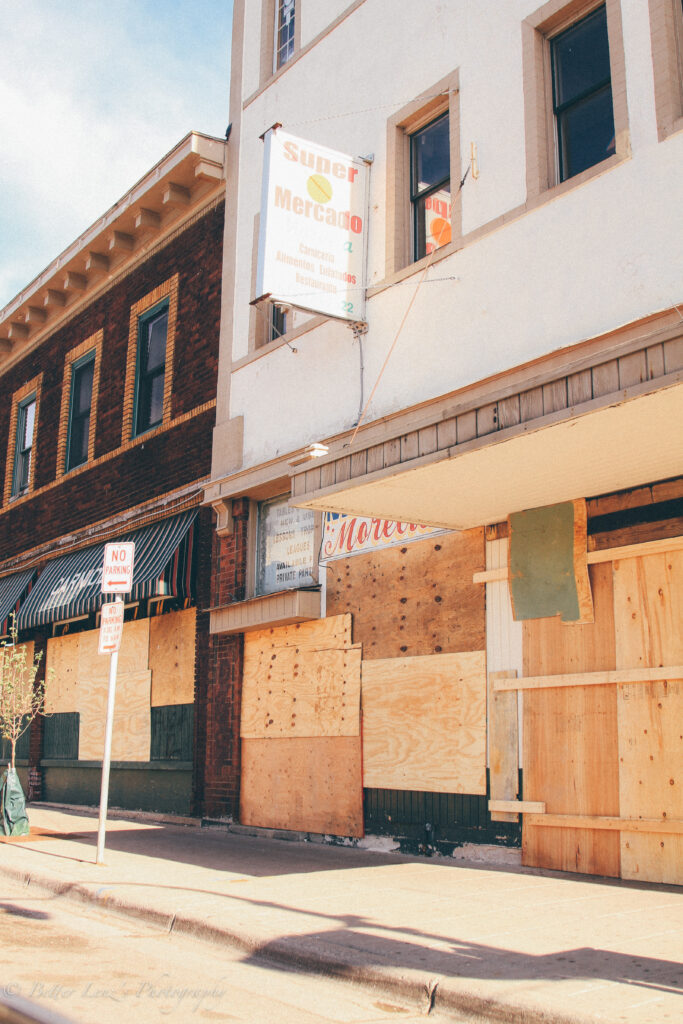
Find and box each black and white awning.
[0,568,37,636]
[17,509,197,631]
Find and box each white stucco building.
[205,0,683,881]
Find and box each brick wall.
[0,200,224,561]
[196,498,250,819]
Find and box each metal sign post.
[95,542,135,866]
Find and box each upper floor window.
[134,301,169,436]
[551,6,615,182]
[12,395,36,498]
[66,354,95,472]
[410,112,452,261]
[275,0,296,70]
[270,303,287,341]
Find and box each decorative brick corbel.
[212,498,233,537]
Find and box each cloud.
[0,0,232,307]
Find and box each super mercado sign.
[322,513,445,561]
[256,130,368,322]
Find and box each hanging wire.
[348,163,471,446]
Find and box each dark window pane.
[558,84,615,179]
[412,113,450,195]
[68,412,90,469]
[553,6,610,108]
[145,312,168,372]
[73,360,94,416]
[13,398,35,495]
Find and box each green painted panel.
[43,712,79,760]
[42,765,192,815]
[150,704,194,761]
[1,718,30,763]
[509,502,580,622]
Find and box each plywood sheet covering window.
[325,529,485,659]
[522,563,621,877]
[241,614,359,738]
[240,736,363,837]
[149,607,196,706]
[45,619,152,762]
[241,645,361,738]
[78,670,152,762]
[613,551,683,884]
[361,651,487,794]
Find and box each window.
[551,7,615,182]
[270,303,287,341]
[385,69,460,278]
[648,0,683,140]
[255,495,316,596]
[275,0,296,70]
[66,354,95,472]
[134,301,169,436]
[12,396,36,498]
[523,0,628,200]
[410,113,451,261]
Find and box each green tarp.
[0,767,29,836]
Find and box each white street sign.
[98,601,125,655]
[102,542,135,594]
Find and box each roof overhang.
[0,132,226,369]
[290,382,683,530]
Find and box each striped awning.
[0,568,37,636]
[16,509,197,631]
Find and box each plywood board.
[509,500,593,623]
[613,550,683,884]
[240,736,363,836]
[246,614,352,653]
[150,607,196,706]
[78,617,150,684]
[361,651,486,794]
[522,563,620,876]
[488,671,519,820]
[45,635,80,713]
[326,529,485,659]
[241,645,361,738]
[78,669,151,762]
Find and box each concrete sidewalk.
[0,805,680,1024]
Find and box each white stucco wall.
[224,0,683,471]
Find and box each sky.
[0,0,233,309]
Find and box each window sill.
[235,314,327,370]
[527,151,629,209]
[209,586,321,635]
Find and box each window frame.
[523,0,629,202]
[648,0,683,140]
[260,0,301,85]
[274,0,296,71]
[254,492,319,598]
[132,298,170,438]
[409,111,452,262]
[123,275,179,443]
[65,351,96,473]
[4,374,42,504]
[12,395,37,499]
[57,330,102,480]
[385,69,461,280]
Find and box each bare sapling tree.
[0,616,47,771]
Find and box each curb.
[0,858,592,1024]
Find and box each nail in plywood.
[361,651,487,794]
[78,670,151,762]
[150,608,196,706]
[613,550,683,884]
[240,736,363,836]
[522,563,620,876]
[326,529,485,659]
[45,635,80,713]
[488,671,520,820]
[241,643,361,738]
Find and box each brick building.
[0,132,227,816]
